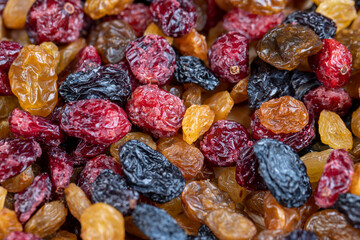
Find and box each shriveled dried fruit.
[72,140,108,165]
[336,29,360,75]
[0,208,23,239]
[1,166,34,193]
[0,96,19,119]
[257,24,323,71]
[352,107,360,139]
[319,110,353,150]
[84,0,133,20]
[182,85,202,108]
[50,231,77,240]
[174,29,207,62]
[300,149,333,183]
[0,41,23,70]
[64,183,91,221]
[0,186,6,209]
[218,167,247,203]
[3,0,36,29]
[335,193,360,230]
[229,0,286,16]
[56,38,86,74]
[204,91,234,121]
[80,203,125,240]
[230,77,248,104]
[4,231,41,240]
[144,22,174,45]
[350,164,360,196]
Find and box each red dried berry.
[126,85,185,138]
[0,69,12,95]
[204,0,224,31]
[9,108,65,147]
[303,86,352,119]
[0,138,42,182]
[236,144,268,191]
[3,231,42,240]
[223,8,284,42]
[72,140,108,165]
[308,39,352,88]
[77,154,122,198]
[251,111,315,152]
[111,61,140,92]
[26,0,84,44]
[0,41,23,71]
[48,147,74,197]
[315,149,354,208]
[200,120,251,167]
[126,35,176,85]
[60,99,131,145]
[14,172,52,223]
[208,31,249,83]
[150,0,197,37]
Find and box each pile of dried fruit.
[1,0,360,239]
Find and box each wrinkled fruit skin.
[59,65,131,107]
[119,140,185,203]
[335,193,360,230]
[200,120,251,166]
[150,0,197,37]
[283,229,318,240]
[126,85,185,138]
[208,31,249,83]
[0,69,12,95]
[0,41,23,70]
[9,108,65,147]
[26,0,84,44]
[60,99,131,145]
[125,35,176,85]
[309,39,352,88]
[3,231,42,240]
[0,138,41,182]
[72,140,108,165]
[315,149,354,208]
[254,139,312,208]
[14,173,52,223]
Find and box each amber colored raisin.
[80,203,125,240]
[0,208,22,239]
[174,29,207,63]
[110,132,156,162]
[204,91,234,122]
[181,180,236,223]
[352,106,360,139]
[0,119,10,140]
[3,0,36,29]
[182,105,215,145]
[182,85,202,108]
[215,0,233,11]
[0,17,5,39]
[64,183,91,221]
[50,230,77,240]
[56,38,86,74]
[305,209,360,239]
[230,77,248,104]
[84,0,133,20]
[0,96,19,119]
[350,164,360,196]
[157,135,183,152]
[218,167,248,203]
[0,187,6,210]
[9,43,58,117]
[258,96,309,134]
[319,110,353,150]
[301,149,333,183]
[229,0,286,16]
[144,22,174,45]
[336,29,360,75]
[1,166,34,193]
[205,209,257,240]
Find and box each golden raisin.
[57,38,87,74]
[226,104,252,129]
[350,164,360,196]
[218,167,248,203]
[157,135,184,152]
[344,73,360,98]
[51,231,77,240]
[243,191,267,229]
[174,29,208,63]
[182,105,215,145]
[0,119,10,140]
[8,29,30,46]
[229,0,286,16]
[319,110,353,150]
[0,95,19,119]
[230,77,248,104]
[1,166,34,193]
[64,183,92,221]
[144,23,173,45]
[80,203,125,240]
[3,0,36,29]
[204,91,234,122]
[0,17,6,40]
[182,85,202,108]
[0,208,22,239]
[352,106,360,138]
[300,149,333,183]
[0,187,6,210]
[84,0,133,20]
[9,43,59,117]
[25,201,68,238]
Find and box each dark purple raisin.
[335,193,360,230]
[283,229,318,240]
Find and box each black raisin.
[91,169,139,216]
[284,229,318,240]
[290,70,322,101]
[132,204,187,240]
[253,138,312,208]
[186,225,218,240]
[335,193,360,230]
[119,140,185,203]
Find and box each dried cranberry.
[309,39,352,88]
[236,144,268,191]
[0,41,23,70]
[72,140,108,165]
[315,149,354,208]
[126,85,185,138]
[112,61,140,91]
[48,147,73,196]
[3,231,42,240]
[26,0,84,44]
[0,69,12,95]
[125,35,176,85]
[150,0,197,37]
[60,99,131,145]
[208,31,249,83]
[223,8,284,41]
[9,108,65,147]
[204,0,224,31]
[303,86,352,119]
[77,154,122,198]
[14,173,52,223]
[200,120,251,167]
[0,138,42,182]
[251,111,315,152]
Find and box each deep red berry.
[126,35,176,85]
[200,120,251,167]
[9,108,65,147]
[315,149,354,208]
[150,0,197,37]
[77,154,122,198]
[308,39,352,88]
[0,69,12,95]
[303,86,352,119]
[0,139,42,182]
[208,31,249,83]
[236,144,268,191]
[126,85,185,138]
[72,140,108,165]
[0,41,23,70]
[223,8,284,41]
[204,0,224,31]
[26,0,84,44]
[4,231,42,240]
[14,173,52,223]
[60,99,131,145]
[110,61,140,92]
